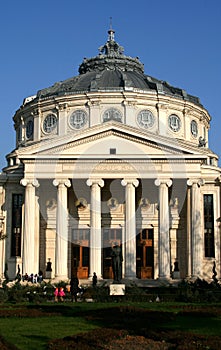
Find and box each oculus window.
[43,114,57,133]
[137,110,155,128]
[26,119,34,139]
[168,114,181,132]
[191,120,198,137]
[69,110,87,129]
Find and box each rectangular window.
[204,194,215,258]
[11,194,23,257]
[110,148,116,155]
[103,228,121,243]
[72,229,89,242]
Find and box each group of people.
[54,287,65,302]
[53,273,98,303]
[53,276,79,303]
[54,276,81,302]
[14,265,43,283]
[22,272,43,283]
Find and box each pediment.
[18,122,209,160]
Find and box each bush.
[177,278,221,302]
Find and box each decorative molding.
[53,179,71,188]
[86,178,104,187]
[45,129,184,155]
[121,178,139,187]
[20,178,39,187]
[187,178,205,187]
[154,179,172,187]
[22,158,205,165]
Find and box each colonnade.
[20,177,204,280]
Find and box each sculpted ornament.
[53,179,71,188]
[187,179,204,187]
[20,179,39,188]
[154,179,172,187]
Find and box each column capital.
[20,178,39,188]
[53,179,71,188]
[154,178,172,187]
[86,178,104,187]
[121,178,139,187]
[187,178,205,187]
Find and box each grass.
[0,315,97,350]
[0,302,220,349]
[163,313,221,336]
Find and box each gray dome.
[37,29,201,106]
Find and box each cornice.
[22,158,205,164]
[46,129,183,155]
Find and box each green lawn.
[0,302,220,349]
[0,315,97,350]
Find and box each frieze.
[22,158,204,165]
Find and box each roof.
[36,28,201,106]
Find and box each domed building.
[0,28,220,283]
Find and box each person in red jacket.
[58,287,65,302]
[54,287,59,302]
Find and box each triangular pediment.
[18,122,210,160]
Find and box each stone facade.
[0,28,220,282]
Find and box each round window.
[190,120,198,137]
[168,114,181,132]
[43,114,57,133]
[137,110,155,128]
[26,119,34,139]
[69,110,87,129]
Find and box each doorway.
[136,228,154,279]
[102,228,122,279]
[71,229,89,279]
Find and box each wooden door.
[71,229,89,279]
[102,228,122,279]
[136,229,154,279]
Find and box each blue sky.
[0,0,220,169]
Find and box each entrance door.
[103,228,122,279]
[71,229,89,279]
[136,229,154,279]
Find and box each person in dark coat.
[92,272,97,287]
[70,276,79,302]
[111,242,123,282]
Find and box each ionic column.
[186,186,191,278]
[121,178,139,279]
[86,178,104,279]
[53,179,71,279]
[187,179,204,278]
[20,179,39,275]
[155,179,172,279]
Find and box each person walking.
[92,272,97,287]
[70,276,79,302]
[54,287,59,302]
[58,287,65,302]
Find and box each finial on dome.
[108,17,115,41]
